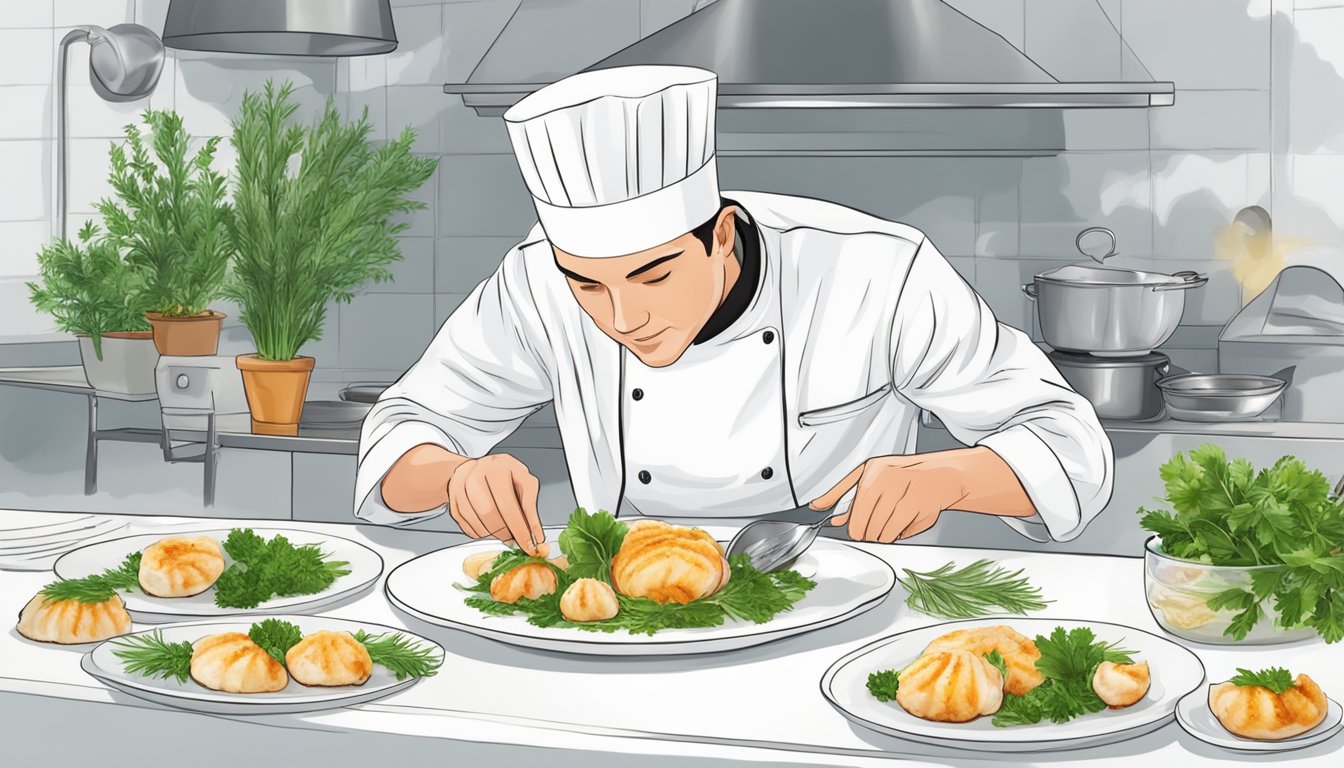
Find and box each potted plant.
[98,109,233,356]
[27,222,158,394]
[226,81,437,435]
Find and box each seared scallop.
[560,578,620,622]
[897,650,1005,723]
[1092,661,1151,708]
[462,550,503,581]
[190,632,287,693]
[1210,674,1329,740]
[138,536,226,597]
[16,593,132,644]
[285,630,374,687]
[489,562,558,603]
[610,520,730,605]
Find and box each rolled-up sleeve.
[353,247,553,527]
[888,237,1114,542]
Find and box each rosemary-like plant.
[97,109,233,318]
[225,80,438,361]
[27,222,151,360]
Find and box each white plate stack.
[0,512,130,571]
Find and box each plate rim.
[1174,687,1344,752]
[82,614,443,711]
[384,526,896,650]
[819,616,1208,750]
[52,526,386,618]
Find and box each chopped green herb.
[867,669,900,702]
[1229,667,1295,695]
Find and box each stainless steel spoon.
[726,487,856,573]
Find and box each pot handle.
[1076,226,1118,263]
[1153,271,1209,291]
[1021,283,1038,300]
[1157,362,1192,381]
[1271,365,1296,388]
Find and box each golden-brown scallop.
[897,650,1005,723]
[610,520,730,605]
[560,578,620,622]
[285,630,374,687]
[1092,661,1151,708]
[138,536,226,597]
[1209,674,1329,740]
[489,562,558,604]
[190,632,288,693]
[462,550,503,581]
[16,594,132,644]
[550,555,570,571]
[923,625,1045,696]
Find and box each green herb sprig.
[460,509,816,635]
[991,626,1135,728]
[111,630,195,683]
[1138,444,1344,643]
[353,629,444,680]
[38,552,142,604]
[213,529,351,609]
[866,669,900,702]
[895,560,1050,620]
[1229,667,1295,695]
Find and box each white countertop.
[1,510,1340,767]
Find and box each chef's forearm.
[937,446,1039,518]
[380,444,472,513]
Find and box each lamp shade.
[164,0,397,56]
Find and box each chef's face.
[554,207,738,368]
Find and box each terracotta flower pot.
[77,331,159,395]
[236,355,316,436]
[146,310,226,356]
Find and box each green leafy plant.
[1229,667,1295,694]
[991,626,1135,727]
[97,109,233,318]
[459,509,816,635]
[225,80,438,361]
[213,528,351,609]
[27,222,151,360]
[1138,444,1344,643]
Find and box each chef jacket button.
[632,388,644,401]
[761,467,774,480]
[762,330,775,345]
[638,470,651,484]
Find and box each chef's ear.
[712,206,736,257]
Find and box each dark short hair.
[690,198,733,255]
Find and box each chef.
[354,65,1113,554]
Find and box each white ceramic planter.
[77,333,160,395]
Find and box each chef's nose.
[609,289,648,335]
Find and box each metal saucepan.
[1156,367,1294,422]
[1050,351,1185,422]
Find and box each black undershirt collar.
[692,200,761,346]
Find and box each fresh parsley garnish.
[991,626,1135,728]
[867,669,900,702]
[1229,667,1295,695]
[983,649,1009,680]
[1138,445,1344,643]
[248,618,303,665]
[38,552,142,604]
[213,529,351,609]
[461,509,816,635]
[895,560,1050,620]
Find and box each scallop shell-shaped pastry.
[138,536,226,597]
[923,625,1045,696]
[1209,674,1329,740]
[190,632,288,693]
[16,594,132,644]
[560,578,620,622]
[897,650,1005,723]
[462,550,504,581]
[489,562,558,604]
[285,630,374,687]
[610,520,730,604]
[1092,661,1151,708]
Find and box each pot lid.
[1048,349,1170,367]
[1034,263,1187,287]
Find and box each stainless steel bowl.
[1156,373,1287,422]
[1024,265,1207,355]
[1049,351,1173,421]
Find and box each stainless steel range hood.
[444,0,1174,115]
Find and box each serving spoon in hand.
[726,487,857,573]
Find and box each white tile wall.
[174,54,337,138]
[441,0,526,83]
[437,155,536,237]
[0,2,53,28]
[1150,90,1271,151]
[387,85,444,154]
[0,141,51,222]
[0,277,58,336]
[1121,0,1271,89]
[386,3,445,86]
[1151,152,1264,263]
[0,29,55,85]
[54,1,134,29]
[362,236,436,294]
[1019,151,1153,258]
[1025,0,1123,81]
[435,236,518,293]
[1289,7,1344,153]
[339,293,436,371]
[0,85,51,138]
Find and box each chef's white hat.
[504,65,719,258]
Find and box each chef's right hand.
[447,453,545,555]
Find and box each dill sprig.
[352,629,443,681]
[111,629,194,683]
[895,560,1050,620]
[39,552,142,604]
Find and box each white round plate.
[0,512,95,534]
[821,618,1207,753]
[0,518,128,554]
[81,615,443,715]
[1176,688,1343,752]
[54,528,384,622]
[385,525,895,656]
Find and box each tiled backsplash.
[3,0,1342,392]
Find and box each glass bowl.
[1143,536,1317,645]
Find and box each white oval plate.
[54,528,383,622]
[81,615,443,715]
[0,519,129,554]
[385,525,894,656]
[821,618,1207,753]
[1176,687,1343,752]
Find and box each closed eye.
[577,282,604,293]
[644,272,670,285]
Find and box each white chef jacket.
[354,191,1114,542]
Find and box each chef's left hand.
[807,454,967,543]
